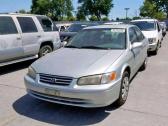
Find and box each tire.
[115,71,130,106]
[39,45,53,58]
[140,57,147,71]
[153,43,159,55]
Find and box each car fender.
[120,64,131,78]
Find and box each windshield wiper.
[80,46,109,50]
[64,45,79,48]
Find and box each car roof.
[0,13,46,17]
[131,19,158,22]
[84,24,134,29]
[71,22,99,25]
[104,22,123,25]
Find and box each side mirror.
[132,42,143,49]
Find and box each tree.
[140,0,166,20]
[51,0,73,20]
[102,17,109,21]
[31,0,74,21]
[132,16,141,20]
[78,0,113,21]
[18,9,27,14]
[76,8,86,21]
[149,0,168,18]
[89,15,99,21]
[31,0,50,15]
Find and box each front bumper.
[24,75,121,108]
[148,43,157,51]
[53,41,62,50]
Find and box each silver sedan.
[24,25,149,108]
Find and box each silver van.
[0,13,61,67]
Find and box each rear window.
[132,21,156,31]
[17,17,38,33]
[0,16,18,35]
[37,16,58,32]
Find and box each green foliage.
[89,15,99,21]
[18,9,27,14]
[31,0,50,15]
[140,0,166,20]
[132,17,141,20]
[78,0,113,21]
[149,0,168,18]
[31,0,74,21]
[76,8,86,21]
[102,17,109,21]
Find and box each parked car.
[25,24,149,108]
[0,13,61,67]
[60,22,98,42]
[159,22,167,36]
[163,19,168,31]
[56,23,72,32]
[131,19,162,55]
[104,21,123,25]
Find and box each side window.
[37,16,57,32]
[133,27,145,42]
[0,16,18,35]
[129,28,138,43]
[17,17,38,33]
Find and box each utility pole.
[125,8,130,19]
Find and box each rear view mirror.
[132,42,143,49]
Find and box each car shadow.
[147,52,157,57]
[13,95,119,126]
[0,60,35,76]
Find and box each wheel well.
[40,41,53,50]
[124,67,131,76]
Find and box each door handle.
[16,37,21,40]
[37,35,41,38]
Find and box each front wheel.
[140,57,147,71]
[39,45,53,58]
[153,43,159,55]
[115,71,130,106]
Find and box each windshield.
[132,21,156,31]
[65,28,126,50]
[67,24,96,32]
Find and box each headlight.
[77,72,117,86]
[148,38,157,44]
[27,67,36,80]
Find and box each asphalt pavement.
[0,34,168,126]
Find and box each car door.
[17,16,40,56]
[129,27,142,72]
[133,26,148,65]
[0,16,23,62]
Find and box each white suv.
[131,19,162,55]
[0,13,61,67]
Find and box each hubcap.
[144,58,147,66]
[42,47,51,56]
[121,77,129,101]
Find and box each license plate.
[44,88,60,96]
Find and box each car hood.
[142,30,158,39]
[32,48,124,78]
[60,32,77,37]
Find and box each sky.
[0,0,144,20]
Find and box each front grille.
[39,73,73,86]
